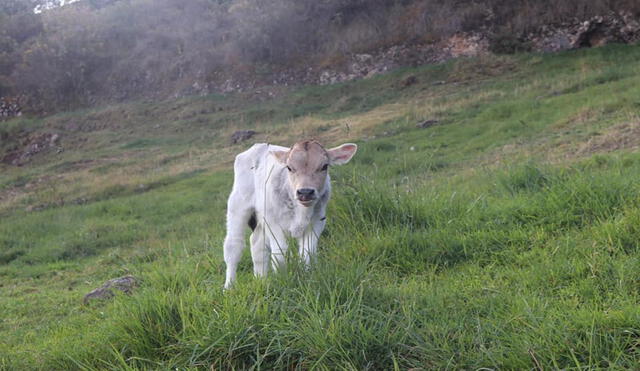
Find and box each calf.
[223,140,357,289]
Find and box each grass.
[2,44,640,369]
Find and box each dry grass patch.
[577,121,640,155]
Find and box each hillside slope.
[2,45,640,369]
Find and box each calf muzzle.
[296,188,316,203]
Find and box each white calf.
[223,140,357,288]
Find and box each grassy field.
[2,44,640,369]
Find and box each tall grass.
[3,45,640,369]
[7,155,636,370]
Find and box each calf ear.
[327,143,357,165]
[270,150,288,164]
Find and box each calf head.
[271,140,357,207]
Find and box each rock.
[526,12,640,53]
[231,130,256,144]
[0,96,23,119]
[445,33,489,58]
[416,119,439,129]
[202,12,639,95]
[546,33,572,52]
[319,71,334,85]
[354,54,373,63]
[402,75,418,87]
[83,275,138,304]
[365,68,384,79]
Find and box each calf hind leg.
[223,197,254,289]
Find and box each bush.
[489,31,532,54]
[3,0,640,111]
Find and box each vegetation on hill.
[2,44,640,368]
[1,0,640,111]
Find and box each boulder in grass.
[401,75,418,87]
[416,119,439,129]
[83,275,138,304]
[231,130,256,144]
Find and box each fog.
[1,0,638,112]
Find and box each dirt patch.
[477,121,640,168]
[577,122,640,155]
[2,132,62,166]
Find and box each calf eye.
[320,164,329,171]
[286,166,294,172]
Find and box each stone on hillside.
[354,54,373,63]
[231,130,256,144]
[83,275,138,304]
[416,119,439,129]
[402,75,418,87]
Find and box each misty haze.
[2,0,640,369]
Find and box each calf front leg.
[298,218,326,266]
[265,224,288,271]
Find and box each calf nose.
[296,188,316,199]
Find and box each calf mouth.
[297,195,315,207]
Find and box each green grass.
[2,44,640,369]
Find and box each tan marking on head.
[289,140,328,172]
[270,140,328,206]
[271,140,356,206]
